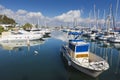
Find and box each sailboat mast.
[103,10,106,29]
[94,4,97,30]
[89,10,92,29]
[106,4,112,33]
[73,18,77,28]
[115,0,119,26]
[110,4,116,31]
[97,9,100,29]
[109,4,112,31]
[37,18,40,28]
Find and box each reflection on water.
[0,30,120,80]
[51,31,68,42]
[0,40,45,51]
[86,39,120,80]
[56,31,120,80]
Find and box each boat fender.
[62,53,65,57]
[68,61,71,66]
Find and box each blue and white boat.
[60,32,109,77]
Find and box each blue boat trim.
[76,45,89,52]
[69,39,84,42]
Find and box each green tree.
[22,23,33,30]
[0,15,16,24]
[0,26,4,34]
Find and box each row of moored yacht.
[82,29,120,43]
[0,28,51,42]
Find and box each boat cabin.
[68,40,89,62]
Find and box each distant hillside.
[0,15,16,24]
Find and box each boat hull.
[108,38,120,43]
[60,49,104,78]
[0,30,43,42]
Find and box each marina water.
[0,30,119,80]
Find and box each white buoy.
[34,50,38,55]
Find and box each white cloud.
[0,5,46,25]
[0,8,14,17]
[0,5,5,10]
[0,5,84,26]
[16,9,27,15]
[26,12,43,18]
[54,10,82,22]
[0,5,111,27]
[52,31,68,41]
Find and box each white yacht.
[0,30,43,41]
[26,28,46,35]
[98,32,115,41]
[44,28,51,34]
[108,34,120,43]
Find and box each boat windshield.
[69,43,75,51]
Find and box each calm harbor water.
[0,30,120,80]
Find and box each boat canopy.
[68,32,83,35]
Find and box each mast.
[44,17,47,28]
[109,4,112,32]
[73,18,77,29]
[110,4,116,31]
[106,4,113,33]
[94,4,97,30]
[115,0,119,22]
[37,18,39,28]
[115,0,119,26]
[88,10,92,29]
[103,10,106,29]
[97,9,100,29]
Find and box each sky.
[0,0,119,26]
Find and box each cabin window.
[69,43,75,51]
[76,45,89,52]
